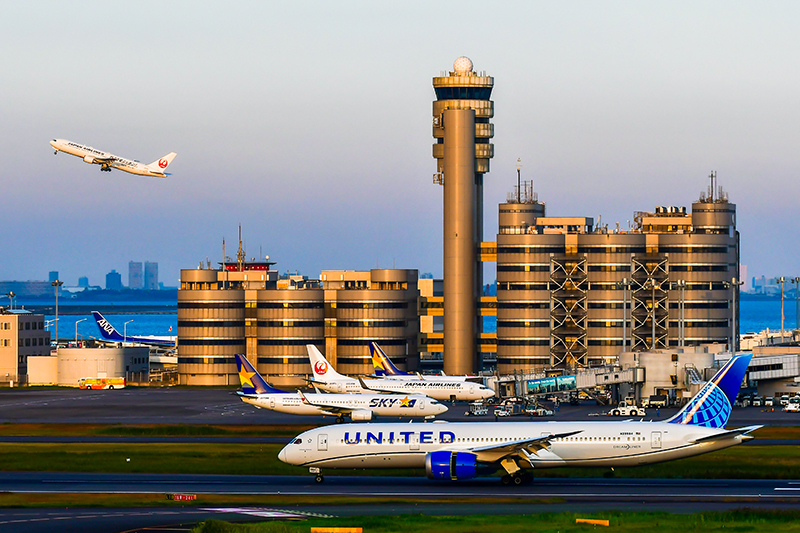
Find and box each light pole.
[5,291,15,310]
[75,318,87,344]
[729,278,744,353]
[124,320,133,345]
[51,280,63,346]
[45,319,57,331]
[793,277,800,332]
[779,276,786,343]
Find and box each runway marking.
[203,507,332,518]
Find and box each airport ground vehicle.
[752,396,763,407]
[765,396,774,407]
[783,403,800,413]
[78,377,125,390]
[465,402,488,416]
[642,394,668,408]
[608,400,645,417]
[525,406,554,417]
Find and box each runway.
[2,471,800,501]
[1,474,799,533]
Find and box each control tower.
[432,57,494,374]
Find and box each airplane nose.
[278,447,288,463]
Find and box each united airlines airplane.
[370,342,473,381]
[307,345,495,402]
[281,354,761,484]
[235,354,447,423]
[91,311,176,347]
[51,139,176,177]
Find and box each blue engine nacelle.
[425,450,479,480]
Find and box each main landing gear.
[501,472,533,486]
[310,467,324,483]
[100,165,111,172]
[334,415,345,424]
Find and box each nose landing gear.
[310,467,324,483]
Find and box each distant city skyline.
[2,2,799,285]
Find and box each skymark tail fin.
[306,344,346,381]
[146,152,177,173]
[234,354,286,394]
[667,353,752,428]
[370,342,408,377]
[92,311,125,342]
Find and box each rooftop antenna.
[516,158,522,202]
[222,238,227,288]
[236,225,245,271]
[708,170,716,202]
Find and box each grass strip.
[0,443,799,479]
[191,510,800,533]
[0,423,314,438]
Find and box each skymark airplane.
[234,354,447,423]
[370,342,474,381]
[281,353,760,484]
[307,345,495,402]
[51,139,176,177]
[91,311,176,347]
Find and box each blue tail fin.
[370,342,408,377]
[91,311,125,342]
[667,353,752,428]
[234,354,287,395]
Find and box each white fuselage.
[51,139,168,177]
[279,421,745,470]
[240,392,447,419]
[312,376,494,402]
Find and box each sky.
[1,1,798,287]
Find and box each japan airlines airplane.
[234,354,447,423]
[281,353,761,484]
[307,344,495,402]
[91,311,176,347]
[50,139,176,177]
[370,342,474,381]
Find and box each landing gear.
[315,474,324,483]
[501,473,533,486]
[335,416,344,424]
[310,467,323,483]
[100,164,111,172]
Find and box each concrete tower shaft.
[432,57,495,375]
[442,109,477,375]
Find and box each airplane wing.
[466,431,583,465]
[297,391,352,415]
[690,425,763,444]
[357,376,393,393]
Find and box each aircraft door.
[651,431,662,449]
[270,397,275,409]
[419,398,425,411]
[469,383,475,396]
[336,383,344,393]
[318,434,328,451]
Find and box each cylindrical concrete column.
[443,108,477,375]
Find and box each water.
[31,299,797,342]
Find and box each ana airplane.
[50,139,176,177]
[234,354,447,423]
[370,342,474,381]
[281,353,761,484]
[307,344,495,402]
[91,311,176,347]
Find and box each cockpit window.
[293,438,302,444]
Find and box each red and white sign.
[158,158,169,169]
[314,361,328,375]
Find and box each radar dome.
[453,56,473,74]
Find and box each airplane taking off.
[307,344,495,402]
[281,354,761,484]
[91,311,176,347]
[50,139,176,177]
[234,354,447,423]
[370,342,474,381]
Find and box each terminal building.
[178,248,419,386]
[175,57,741,386]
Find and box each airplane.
[370,342,474,381]
[234,354,447,423]
[50,139,176,177]
[91,311,176,347]
[280,353,761,485]
[307,344,495,402]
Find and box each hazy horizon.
[2,1,798,286]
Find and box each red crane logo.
[158,159,168,169]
